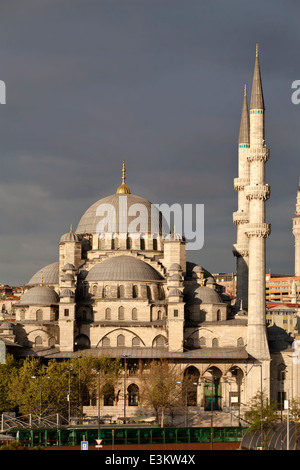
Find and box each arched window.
[36,309,43,321]
[104,286,110,298]
[103,384,114,406]
[147,286,152,300]
[132,308,137,320]
[105,308,111,320]
[132,285,138,298]
[153,335,167,348]
[128,384,139,406]
[217,309,221,321]
[117,334,125,346]
[127,237,132,249]
[132,337,140,347]
[35,336,42,346]
[237,337,244,347]
[48,337,55,348]
[102,337,110,347]
[118,285,125,298]
[92,285,97,295]
[159,286,165,300]
[199,337,206,347]
[118,306,125,320]
[157,310,162,320]
[212,338,219,347]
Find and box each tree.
[244,391,279,449]
[140,360,188,427]
[0,354,122,421]
[288,398,300,450]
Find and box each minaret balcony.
[233,211,249,225]
[234,178,249,191]
[245,223,271,238]
[232,243,249,258]
[247,147,269,162]
[245,184,270,201]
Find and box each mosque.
[1,45,298,425]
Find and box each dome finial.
[70,224,73,234]
[116,160,131,194]
[256,43,259,57]
[40,272,44,286]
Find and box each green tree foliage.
[0,353,122,419]
[244,391,279,448]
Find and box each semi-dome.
[19,286,59,306]
[86,255,164,282]
[27,262,59,286]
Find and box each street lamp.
[177,381,198,427]
[65,368,73,425]
[92,367,101,442]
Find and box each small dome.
[169,263,182,271]
[60,232,80,243]
[19,286,59,306]
[62,263,75,271]
[86,255,164,282]
[27,262,59,286]
[184,285,223,305]
[60,289,75,298]
[193,265,204,273]
[169,288,183,297]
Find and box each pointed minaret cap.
[238,84,250,144]
[250,43,265,110]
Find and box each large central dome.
[76,193,164,236]
[76,161,169,237]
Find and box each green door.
[204,381,221,411]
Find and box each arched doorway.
[128,384,139,406]
[183,366,200,406]
[203,367,222,411]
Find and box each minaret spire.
[250,43,265,111]
[238,84,250,145]
[233,85,250,310]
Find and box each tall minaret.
[245,44,271,360]
[293,182,300,276]
[233,84,250,310]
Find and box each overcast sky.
[0,0,300,285]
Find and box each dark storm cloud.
[0,0,299,284]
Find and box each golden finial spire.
[70,224,73,234]
[40,272,44,286]
[116,160,131,194]
[256,43,259,57]
[244,84,247,97]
